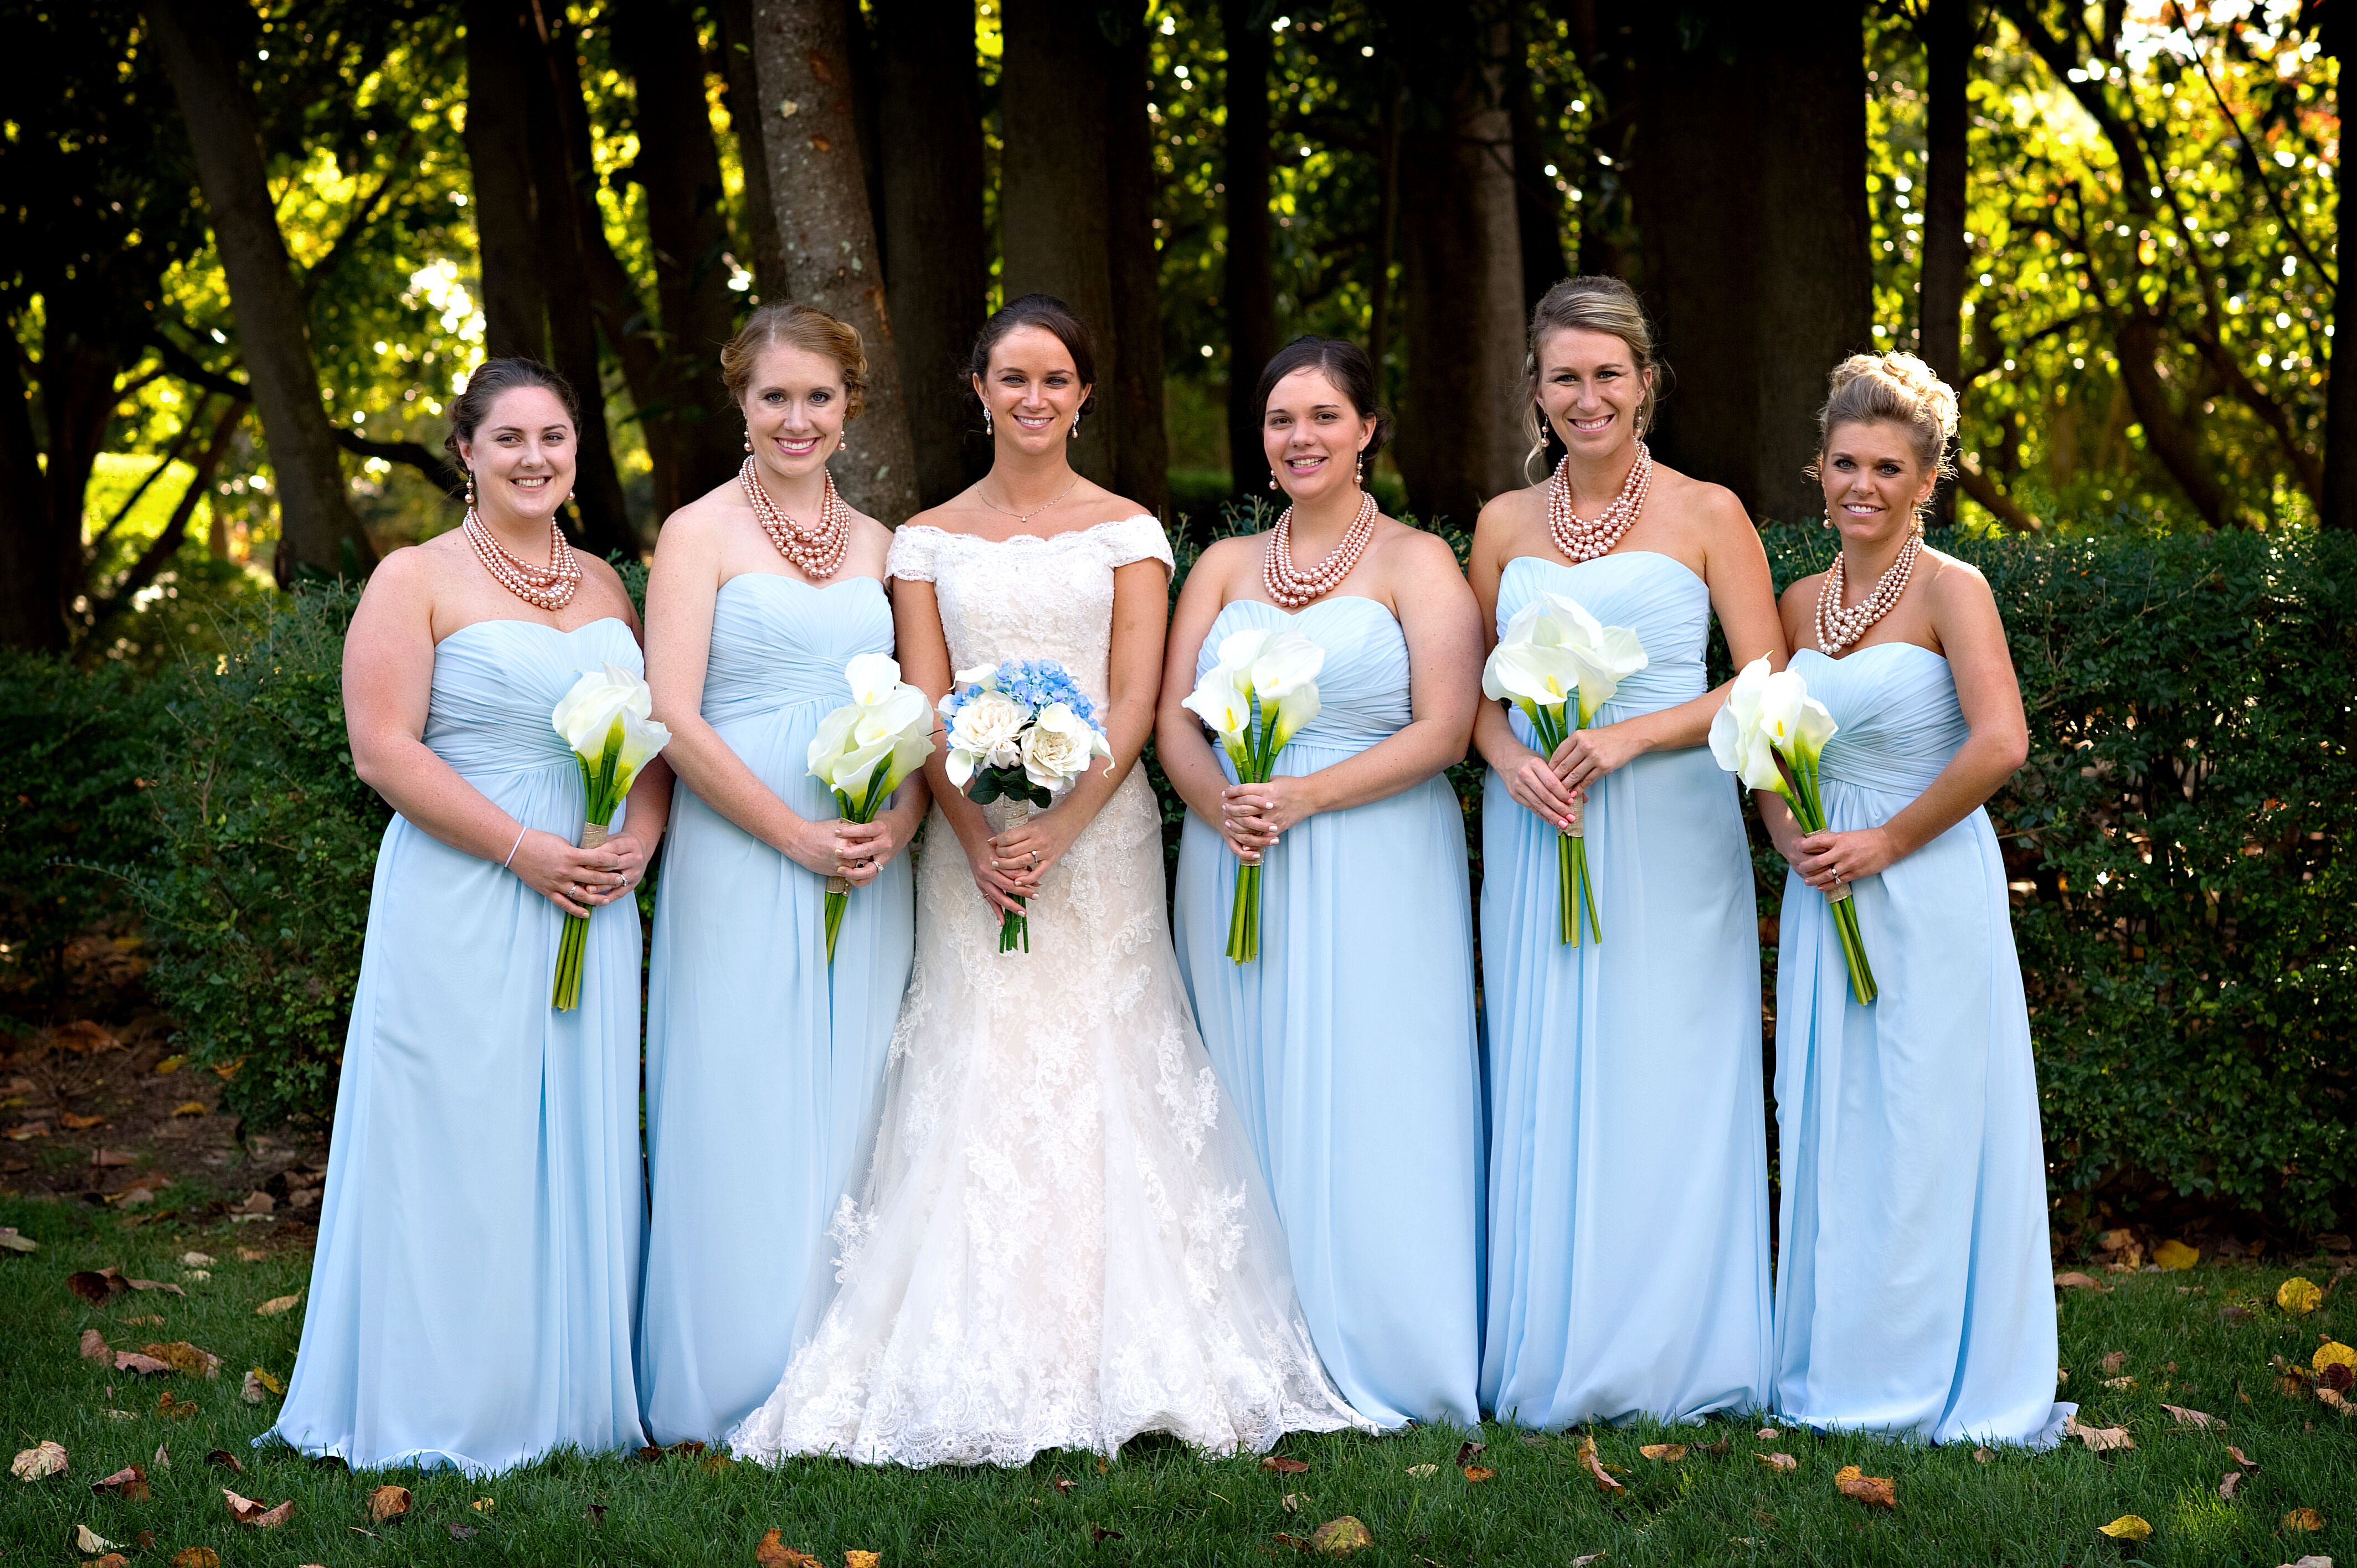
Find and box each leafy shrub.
[121,584,389,1128]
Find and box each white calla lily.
[552,662,653,755]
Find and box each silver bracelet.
[502,825,528,869]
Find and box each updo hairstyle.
[444,357,580,465]
[720,302,868,419]
[967,293,1098,417]
[1810,353,1959,507]
[1253,335,1394,461]
[1521,275,1666,479]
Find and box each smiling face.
[1262,365,1373,506]
[1819,420,1938,543]
[457,385,575,525]
[1535,327,1653,460]
[742,342,848,481]
[973,324,1088,451]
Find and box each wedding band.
[1030,850,1040,868]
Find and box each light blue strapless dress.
[1480,553,1771,1428]
[637,576,915,1445]
[1771,644,2072,1448]
[1173,596,1484,1430]
[269,618,649,1474]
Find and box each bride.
[729,295,1366,1468]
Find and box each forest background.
[2,0,2353,1240]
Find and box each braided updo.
[1813,352,1959,483]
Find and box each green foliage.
[120,585,390,1129]
[1762,523,2357,1230]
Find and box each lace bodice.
[886,516,1174,707]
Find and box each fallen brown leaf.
[2223,1305,2255,1323]
[1834,1464,1896,1508]
[752,1529,822,1568]
[2101,1350,2128,1375]
[2097,1514,2153,1540]
[2066,1415,2133,1452]
[1639,1444,1687,1461]
[447,1523,478,1540]
[79,1329,110,1361]
[156,1392,197,1419]
[1453,1438,1486,1469]
[1756,1452,1799,1472]
[2162,1402,2221,1428]
[91,1149,136,1168]
[91,1555,130,1568]
[222,1488,292,1528]
[123,1313,163,1326]
[1755,1426,1779,1440]
[90,1464,148,1500]
[1973,1447,1995,1464]
[845,1553,880,1568]
[2219,1470,2244,1499]
[1404,1463,1437,1478]
[2227,1444,2256,1468]
[1571,1555,1608,1567]
[2282,1507,2325,1531]
[1281,1492,1301,1513]
[114,1351,171,1376]
[144,1342,222,1379]
[54,1020,120,1053]
[69,1269,127,1304]
[4,1121,52,1140]
[1089,1524,1122,1543]
[1461,1466,1496,1482]
[75,1524,117,1552]
[11,1440,68,1481]
[169,1102,207,1118]
[0,1225,35,1252]
[59,1111,105,1130]
[368,1484,411,1522]
[168,1551,219,1568]
[1261,1454,1309,1474]
[1307,1516,1373,1555]
[153,1445,168,1470]
[1579,1436,1627,1492]
[235,1248,267,1263]
[203,1449,242,1474]
[254,1292,302,1317]
[238,1191,275,1215]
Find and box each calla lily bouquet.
[807,653,935,964]
[1180,627,1327,964]
[1481,592,1647,945]
[1708,657,1877,1003]
[549,663,672,1011]
[939,658,1111,953]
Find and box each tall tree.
[717,0,790,299]
[1393,14,1529,524]
[1917,0,1973,526]
[463,0,549,362]
[1103,11,1169,517]
[2323,0,2357,530]
[1223,0,1278,496]
[1507,16,1571,315]
[748,0,921,522]
[143,0,378,580]
[871,0,990,508]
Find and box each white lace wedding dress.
[728,515,1366,1469]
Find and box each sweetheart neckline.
[434,615,631,650]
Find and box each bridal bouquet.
[806,653,935,964]
[1709,657,1877,1003]
[549,664,672,1010]
[1481,592,1647,945]
[939,658,1111,953]
[1180,627,1326,963]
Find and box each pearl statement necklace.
[740,456,851,580]
[1814,530,1923,655]
[1264,489,1377,609]
[464,509,580,611]
[1547,441,1654,563]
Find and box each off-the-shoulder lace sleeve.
[885,525,939,583]
[1095,514,1174,574]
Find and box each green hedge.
[3,525,2350,1231]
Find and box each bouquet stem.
[1779,759,1877,1005]
[551,821,608,1012]
[824,875,852,964]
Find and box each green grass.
[4,1194,2353,1567]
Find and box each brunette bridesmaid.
[1468,277,1780,1428]
[1162,337,1486,1428]
[635,305,922,1444]
[270,359,663,1472]
[1768,354,2071,1447]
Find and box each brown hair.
[1813,352,1959,484]
[969,293,1097,416]
[1520,276,1665,480]
[720,302,868,419]
[443,357,579,464]
[1254,336,1393,460]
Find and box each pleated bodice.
[701,575,893,728]
[1197,596,1408,760]
[1793,643,1968,801]
[423,617,641,781]
[1495,551,1707,723]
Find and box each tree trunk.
[1395,18,1530,524]
[749,0,921,522]
[717,0,791,301]
[1918,0,1971,527]
[2114,307,2243,528]
[143,0,377,581]
[1367,78,1403,405]
[2324,3,2357,529]
[0,354,66,650]
[91,397,247,621]
[614,0,750,514]
[1634,0,1871,523]
[1000,0,1121,488]
[1222,0,1277,497]
[1507,16,1570,316]
[873,0,989,507]
[1103,11,1168,518]
[464,0,549,362]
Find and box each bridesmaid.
[1468,276,1781,1429]
[636,303,920,1444]
[1768,354,2071,1447]
[1161,337,1485,1428]
[271,359,664,1472]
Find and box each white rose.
[944,688,1028,787]
[1020,702,1111,792]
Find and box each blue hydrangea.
[939,659,1101,734]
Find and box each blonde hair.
[720,302,868,419]
[1812,353,1958,496]
[1521,275,1664,481]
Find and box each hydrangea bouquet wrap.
[939,658,1111,953]
[549,663,672,1010]
[1481,591,1647,945]
[806,653,935,964]
[1180,627,1326,963]
[1709,656,1877,1003]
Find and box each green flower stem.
[1772,750,1877,1006]
[1227,692,1289,964]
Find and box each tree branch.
[2167,1,2335,286]
[333,428,463,497]
[1955,452,2045,531]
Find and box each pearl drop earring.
[464,467,476,507]
[743,430,753,453]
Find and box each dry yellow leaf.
[845,1552,881,1568]
[2153,1239,2200,1270]
[10,1440,67,1481]
[144,1342,222,1378]
[1307,1516,1372,1555]
[368,1484,410,1522]
[753,1531,822,1568]
[169,1551,219,1568]
[2277,1277,2323,1314]
[1404,1463,1437,1478]
[1834,1465,1896,1508]
[2097,1515,2152,1540]
[1756,1451,1799,1472]
[2283,1507,2325,1531]
[170,1101,208,1117]
[1577,1436,1627,1493]
[2315,1341,2357,1374]
[2054,1272,2106,1290]
[1638,1443,1687,1461]
[1461,1466,1495,1482]
[471,1497,496,1513]
[255,1292,302,1317]
[2066,1415,2134,1452]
